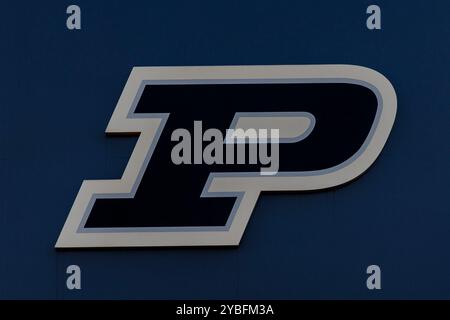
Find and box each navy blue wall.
[0,0,448,299]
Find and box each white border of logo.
[55,65,397,248]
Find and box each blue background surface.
[0,0,449,299]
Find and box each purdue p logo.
[56,65,397,248]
